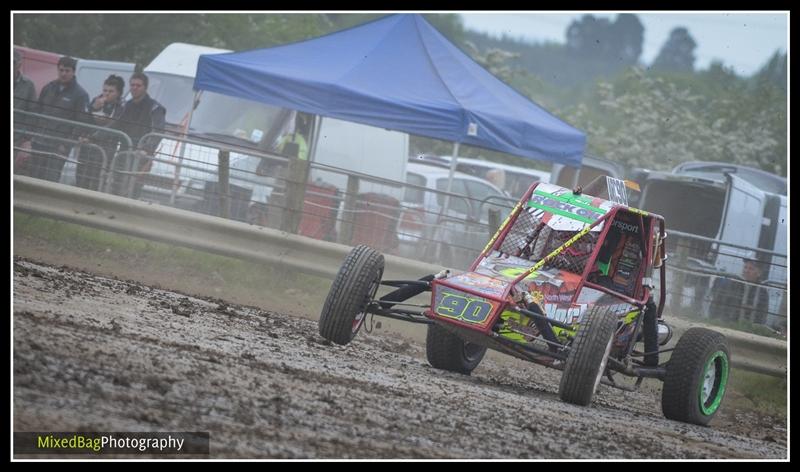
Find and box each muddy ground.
[13,257,787,459]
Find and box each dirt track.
[13,257,787,459]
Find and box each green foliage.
[14,13,334,67]
[566,13,644,65]
[322,13,383,30]
[651,27,697,73]
[464,20,643,91]
[752,50,787,91]
[423,14,466,44]
[463,42,521,83]
[560,66,786,176]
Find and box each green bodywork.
[498,306,640,345]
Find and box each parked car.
[410,154,551,199]
[398,162,515,268]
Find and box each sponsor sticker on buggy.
[433,287,499,327]
[613,220,639,233]
[475,253,566,289]
[543,303,587,325]
[526,183,614,231]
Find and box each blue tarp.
[194,14,585,167]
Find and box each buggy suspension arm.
[606,357,667,380]
[378,274,435,310]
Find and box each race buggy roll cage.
[363,180,670,389]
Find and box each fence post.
[282,157,309,234]
[125,151,140,199]
[218,149,230,219]
[337,174,360,245]
[488,208,501,236]
[670,239,689,316]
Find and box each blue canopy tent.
[194,14,586,190]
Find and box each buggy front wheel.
[318,245,384,345]
[559,306,618,406]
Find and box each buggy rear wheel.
[319,245,384,345]
[662,328,730,426]
[559,306,618,406]
[426,323,487,375]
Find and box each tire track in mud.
[13,257,786,459]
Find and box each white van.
[399,162,511,267]
[310,117,408,199]
[142,42,232,129]
[634,168,787,329]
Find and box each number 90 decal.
[435,291,494,324]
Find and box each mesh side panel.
[547,231,597,274]
[526,221,598,273]
[498,208,598,275]
[529,225,553,260]
[499,209,542,256]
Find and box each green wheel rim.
[698,350,729,415]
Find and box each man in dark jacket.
[108,72,167,197]
[29,56,91,182]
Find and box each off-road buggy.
[319,176,730,426]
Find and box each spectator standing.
[108,72,166,197]
[709,258,770,325]
[738,258,770,325]
[76,74,125,191]
[276,112,311,160]
[29,56,91,182]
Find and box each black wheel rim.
[463,342,484,362]
[351,270,382,335]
